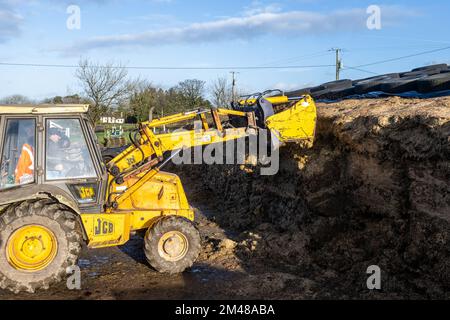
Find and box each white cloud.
[243,1,282,16]
[271,82,303,92]
[0,0,23,42]
[64,5,416,54]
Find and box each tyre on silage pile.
[319,79,353,90]
[379,75,427,93]
[401,69,442,78]
[411,64,448,72]
[417,73,450,92]
[353,73,400,94]
[286,87,312,98]
[314,86,356,100]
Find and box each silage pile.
[180,96,450,299]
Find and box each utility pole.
[330,48,342,80]
[230,71,239,102]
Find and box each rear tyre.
[144,216,201,274]
[0,200,82,293]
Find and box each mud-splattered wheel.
[0,200,82,293]
[144,216,201,274]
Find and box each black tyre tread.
[401,69,442,78]
[144,216,201,274]
[314,87,355,100]
[417,73,450,92]
[0,199,82,293]
[353,73,401,94]
[353,73,400,85]
[310,80,353,94]
[320,79,353,90]
[328,86,356,99]
[286,87,311,97]
[309,85,327,93]
[411,64,448,72]
[379,77,422,93]
[310,89,332,99]
[354,81,384,94]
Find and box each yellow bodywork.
[266,95,317,145]
[81,171,194,248]
[7,225,58,271]
[158,231,189,262]
[238,95,291,106]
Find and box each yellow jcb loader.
[0,92,316,292]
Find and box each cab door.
[43,117,105,211]
[0,117,37,191]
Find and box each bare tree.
[76,59,132,123]
[210,76,233,108]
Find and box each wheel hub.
[158,231,189,262]
[7,225,58,272]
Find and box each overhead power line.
[1,45,447,77]
[257,50,332,68]
[343,66,378,75]
[0,62,334,70]
[354,46,450,68]
[341,46,450,76]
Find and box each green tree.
[175,79,208,109]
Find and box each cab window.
[45,119,97,181]
[0,119,36,190]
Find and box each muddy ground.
[0,195,313,300]
[0,96,449,300]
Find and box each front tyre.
[0,200,82,293]
[144,216,201,274]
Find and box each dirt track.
[0,96,449,300]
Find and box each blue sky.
[0,0,449,100]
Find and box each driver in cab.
[46,128,71,179]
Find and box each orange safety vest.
[15,143,34,184]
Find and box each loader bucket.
[265,95,317,146]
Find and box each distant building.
[100,116,125,124]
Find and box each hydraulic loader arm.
[105,94,316,209]
[107,107,257,181]
[108,94,317,179]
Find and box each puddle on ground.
[78,255,111,269]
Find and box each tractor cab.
[0,105,107,212]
